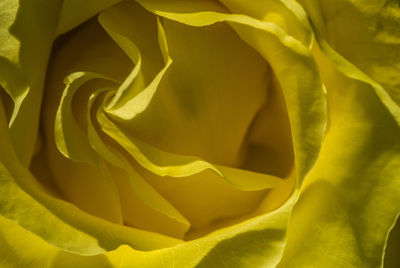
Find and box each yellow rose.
[0,0,399,267]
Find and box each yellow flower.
[0,0,399,267]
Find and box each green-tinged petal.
[0,215,112,268]
[0,195,295,268]
[298,0,400,125]
[0,0,62,165]
[278,44,400,268]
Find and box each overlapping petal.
[50,0,290,238]
[7,1,392,268]
[297,0,400,125]
[279,43,400,268]
[0,0,62,165]
[273,1,400,267]
[0,96,181,255]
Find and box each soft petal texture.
[46,1,273,239]
[105,0,270,168]
[45,16,194,239]
[0,88,181,255]
[0,0,127,166]
[0,0,61,165]
[298,0,400,125]
[0,194,295,268]
[100,0,296,235]
[98,1,285,186]
[136,0,327,184]
[0,215,113,267]
[219,0,312,46]
[43,19,130,226]
[278,43,400,268]
[88,87,191,238]
[39,0,290,242]
[275,1,400,266]
[0,0,332,266]
[129,0,325,260]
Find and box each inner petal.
[39,0,295,240]
[103,2,274,234]
[116,19,270,167]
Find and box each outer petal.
[0,215,112,268]
[298,0,400,125]
[278,44,400,268]
[1,0,326,266]
[0,196,293,268]
[0,0,126,166]
[277,1,400,267]
[0,0,62,165]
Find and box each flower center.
[30,0,296,241]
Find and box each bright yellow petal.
[298,0,400,125]
[135,0,327,184]
[279,43,400,268]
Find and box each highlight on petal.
[55,72,118,163]
[0,0,330,265]
[0,89,181,255]
[278,42,400,268]
[87,89,191,238]
[385,216,400,268]
[135,0,327,185]
[218,0,313,46]
[0,193,296,268]
[0,0,62,165]
[39,0,303,243]
[274,3,400,265]
[41,10,190,246]
[297,0,400,125]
